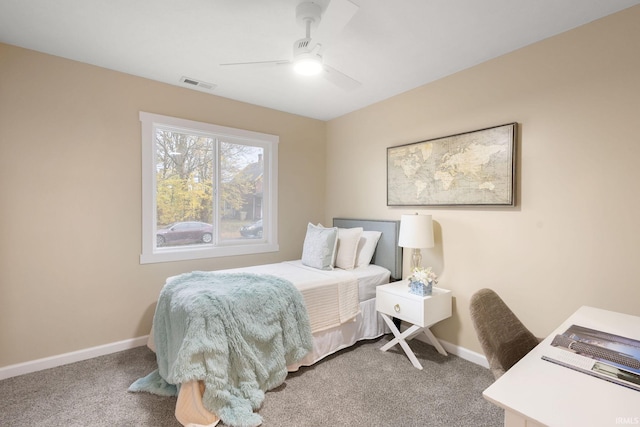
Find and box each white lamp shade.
[398,214,434,249]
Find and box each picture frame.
[387,123,517,206]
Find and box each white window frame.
[140,111,279,264]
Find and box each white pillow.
[355,230,382,267]
[334,227,364,270]
[301,223,338,270]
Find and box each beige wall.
[326,6,640,353]
[0,44,326,367]
[2,5,640,369]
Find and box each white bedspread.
[229,260,360,333]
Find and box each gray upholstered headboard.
[333,218,403,281]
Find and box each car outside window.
[140,112,279,264]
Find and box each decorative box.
[409,280,433,296]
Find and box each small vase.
[409,280,432,296]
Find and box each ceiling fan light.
[294,55,323,76]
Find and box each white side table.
[376,280,452,370]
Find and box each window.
[140,112,278,264]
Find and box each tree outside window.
[140,112,278,264]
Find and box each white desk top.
[483,306,640,427]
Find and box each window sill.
[140,242,279,264]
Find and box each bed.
[134,218,402,427]
[287,218,401,369]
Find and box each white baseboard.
[0,335,149,381]
[0,333,488,381]
[415,334,489,369]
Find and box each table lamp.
[398,213,434,271]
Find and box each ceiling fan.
[220,1,361,91]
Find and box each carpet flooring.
[0,336,503,426]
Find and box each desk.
[483,306,640,427]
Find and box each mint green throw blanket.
[129,271,313,427]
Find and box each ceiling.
[1,0,639,121]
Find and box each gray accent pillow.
[301,223,338,270]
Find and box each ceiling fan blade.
[322,63,361,91]
[316,0,359,44]
[220,59,291,67]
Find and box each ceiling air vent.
[179,76,216,91]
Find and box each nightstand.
[376,280,452,370]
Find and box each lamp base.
[411,248,422,272]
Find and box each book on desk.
[541,324,640,392]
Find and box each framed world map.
[387,123,517,206]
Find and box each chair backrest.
[469,288,540,379]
